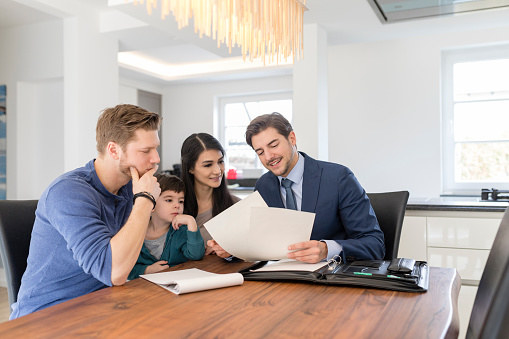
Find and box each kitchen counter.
[229,185,509,212]
[407,196,508,212]
[229,186,255,199]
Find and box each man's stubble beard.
[275,143,297,177]
[119,157,136,180]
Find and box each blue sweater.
[11,160,133,319]
[128,225,205,280]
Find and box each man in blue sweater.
[10,104,162,318]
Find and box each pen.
[353,272,372,276]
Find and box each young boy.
[128,174,205,279]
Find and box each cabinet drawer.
[428,247,489,281]
[427,217,500,249]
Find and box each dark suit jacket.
[255,152,385,261]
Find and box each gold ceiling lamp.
[133,0,307,63]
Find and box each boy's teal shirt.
[128,225,205,280]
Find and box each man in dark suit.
[245,112,385,263]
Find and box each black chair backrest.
[0,200,38,306]
[466,207,509,339]
[367,191,409,260]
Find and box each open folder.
[240,258,429,292]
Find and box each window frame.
[442,44,509,195]
[216,91,293,173]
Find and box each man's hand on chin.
[130,166,161,201]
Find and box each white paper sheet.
[204,191,316,261]
[140,268,244,294]
[252,259,328,272]
[204,191,268,256]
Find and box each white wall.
[0,13,119,199]
[160,24,509,199]
[17,79,64,198]
[293,24,328,160]
[62,14,119,172]
[3,8,509,200]
[161,75,292,170]
[119,84,138,105]
[0,20,63,199]
[327,26,509,198]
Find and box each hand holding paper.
[287,240,328,263]
[207,239,231,258]
[204,191,316,261]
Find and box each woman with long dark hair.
[180,133,239,256]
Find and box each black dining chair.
[0,200,38,306]
[466,207,509,339]
[367,191,409,260]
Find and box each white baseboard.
[0,268,6,288]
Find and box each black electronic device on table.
[481,188,509,201]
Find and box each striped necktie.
[281,178,297,210]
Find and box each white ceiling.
[0,1,56,27]
[2,0,509,84]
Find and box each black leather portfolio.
[240,258,429,292]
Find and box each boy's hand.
[130,166,161,201]
[207,240,231,258]
[144,260,168,274]
[204,245,215,255]
[171,214,198,232]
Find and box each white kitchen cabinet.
[427,247,490,282]
[401,209,504,339]
[427,216,500,249]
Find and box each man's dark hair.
[245,112,293,147]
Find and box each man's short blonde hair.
[96,104,161,154]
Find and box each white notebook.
[140,268,244,294]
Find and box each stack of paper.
[252,259,327,272]
[204,191,316,261]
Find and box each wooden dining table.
[0,255,460,338]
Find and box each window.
[442,45,509,195]
[217,93,292,178]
